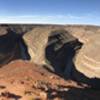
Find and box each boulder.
[65,25,100,44]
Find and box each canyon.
[0,24,100,100]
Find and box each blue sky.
[0,0,100,25]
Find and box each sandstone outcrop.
[45,29,80,74]
[23,27,80,74]
[0,27,7,36]
[65,25,100,43]
[0,24,100,89]
[23,27,52,64]
[74,34,100,78]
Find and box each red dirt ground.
[0,60,99,100]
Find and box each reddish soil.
[0,60,99,100]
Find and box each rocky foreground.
[0,24,100,100]
[0,60,100,100]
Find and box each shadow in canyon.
[45,30,82,77]
[46,86,100,100]
[0,29,30,67]
[45,29,100,89]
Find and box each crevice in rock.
[19,36,31,60]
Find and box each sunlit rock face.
[74,34,100,78]
[0,25,36,67]
[72,34,100,89]
[23,27,52,64]
[64,25,100,45]
[0,27,8,36]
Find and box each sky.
[0,0,100,25]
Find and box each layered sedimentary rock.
[45,29,80,74]
[23,27,79,68]
[0,24,100,89]
[23,27,52,64]
[65,25,100,44]
[74,34,100,78]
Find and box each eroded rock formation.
[23,27,52,64]
[0,24,100,89]
[75,34,100,78]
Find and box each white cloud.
[0,14,99,25]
